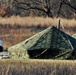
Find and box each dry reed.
[0,59,75,75]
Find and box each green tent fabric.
[8,26,76,59]
[72,34,76,39]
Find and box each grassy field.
[0,16,76,75]
[0,16,76,47]
[0,59,75,75]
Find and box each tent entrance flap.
[27,48,67,59]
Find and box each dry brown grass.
[1,29,36,47]
[0,59,76,75]
[0,16,76,47]
[0,16,76,35]
[0,16,76,27]
[0,17,76,75]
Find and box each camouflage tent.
[8,26,76,59]
[72,34,76,39]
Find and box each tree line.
[0,0,76,18]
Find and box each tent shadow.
[27,48,61,59]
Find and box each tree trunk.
[47,8,53,17]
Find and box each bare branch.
[62,0,76,11]
[14,0,53,17]
[15,4,47,13]
[57,0,63,17]
[57,0,76,17]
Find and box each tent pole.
[57,19,61,29]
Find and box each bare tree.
[0,0,75,18]
[13,0,53,17]
[57,0,76,17]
